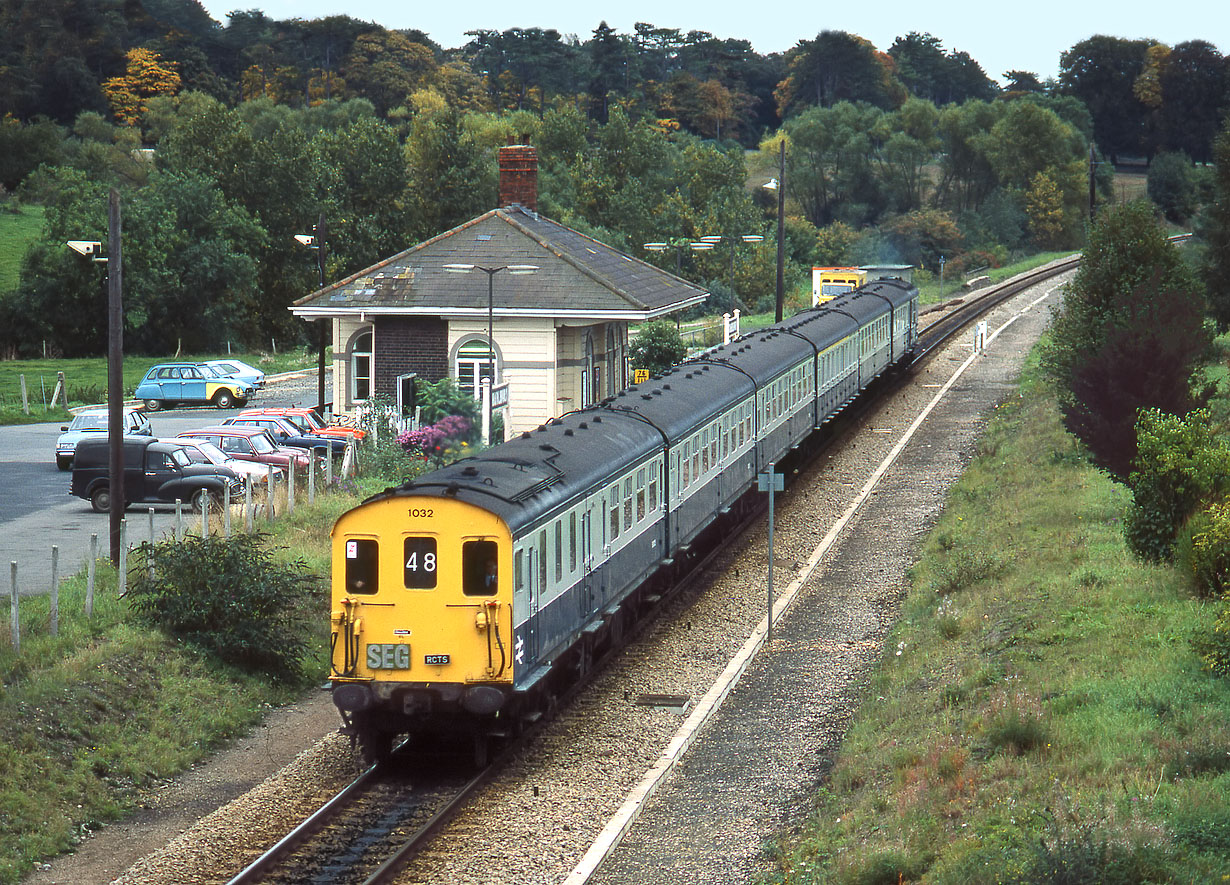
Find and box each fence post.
[86,534,97,618]
[288,461,295,515]
[118,519,128,597]
[223,484,231,539]
[149,507,155,545]
[20,375,29,415]
[175,500,183,541]
[326,448,334,485]
[49,546,58,637]
[10,562,18,653]
[50,371,65,408]
[266,466,275,522]
[245,478,253,532]
[308,451,316,505]
[200,496,207,537]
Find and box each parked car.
[221,414,348,456]
[202,358,265,389]
[133,363,256,411]
[161,437,283,483]
[71,437,242,514]
[238,406,366,442]
[175,425,312,472]
[55,406,154,470]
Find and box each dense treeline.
[0,0,1227,358]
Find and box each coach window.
[514,549,524,595]
[569,512,577,572]
[681,443,691,487]
[554,520,563,582]
[609,485,621,541]
[649,463,659,512]
[344,539,379,595]
[623,477,633,530]
[636,468,646,521]
[701,428,710,473]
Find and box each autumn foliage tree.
[101,49,181,127]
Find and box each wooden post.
[175,499,183,541]
[266,466,275,522]
[308,451,316,505]
[117,519,128,597]
[288,461,295,515]
[245,478,253,532]
[223,484,231,538]
[20,375,29,415]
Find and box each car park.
[71,437,242,513]
[221,414,348,456]
[161,437,283,483]
[134,363,256,411]
[238,406,366,442]
[54,406,154,470]
[202,358,265,389]
[175,425,312,472]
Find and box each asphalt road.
[1,372,326,598]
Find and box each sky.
[195,0,1226,86]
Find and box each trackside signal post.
[757,462,784,640]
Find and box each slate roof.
[290,206,708,320]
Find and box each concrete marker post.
[49,545,58,637]
[86,534,97,618]
[148,507,154,545]
[10,562,19,653]
[175,499,183,541]
[288,461,295,515]
[117,519,128,597]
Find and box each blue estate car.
[134,363,256,412]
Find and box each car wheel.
[145,399,162,412]
[213,390,235,409]
[91,487,111,514]
[56,456,71,471]
[190,488,218,514]
[234,397,249,408]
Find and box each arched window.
[582,332,594,407]
[605,326,617,397]
[351,329,373,403]
[455,339,497,399]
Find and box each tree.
[101,48,182,127]
[1042,201,1210,480]
[1023,171,1065,248]
[888,32,995,105]
[775,31,900,116]
[343,29,436,115]
[1158,40,1228,163]
[1147,151,1198,221]
[629,320,686,374]
[777,102,885,227]
[1200,122,1230,330]
[1058,35,1153,162]
[1003,70,1044,94]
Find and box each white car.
[55,406,153,470]
[202,359,266,390]
[162,437,283,484]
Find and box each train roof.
[599,360,754,439]
[362,408,663,533]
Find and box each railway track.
[225,256,1090,884]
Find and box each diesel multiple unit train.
[329,278,919,761]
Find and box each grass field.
[0,204,45,292]
[0,349,321,425]
[766,354,1230,883]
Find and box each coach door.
[581,509,597,617]
[527,535,543,662]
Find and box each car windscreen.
[250,433,277,453]
[171,448,192,467]
[70,415,108,431]
[192,441,228,463]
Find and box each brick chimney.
[498,144,537,211]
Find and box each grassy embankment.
[766,350,1230,883]
[0,205,43,293]
[0,475,389,885]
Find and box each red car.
[236,407,366,441]
[176,425,311,472]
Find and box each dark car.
[221,415,348,456]
[71,437,242,513]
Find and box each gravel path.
[20,274,1067,885]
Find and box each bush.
[1194,597,1230,678]
[629,320,687,376]
[397,414,472,466]
[124,533,318,682]
[1147,151,1198,222]
[1187,498,1230,597]
[1124,409,1230,562]
[415,377,479,427]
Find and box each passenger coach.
[329,278,918,761]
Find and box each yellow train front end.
[329,494,515,760]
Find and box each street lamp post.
[695,233,764,295]
[67,188,123,566]
[763,139,787,322]
[442,263,539,445]
[294,213,328,414]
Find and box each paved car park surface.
[1,372,325,597]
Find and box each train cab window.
[344,539,379,595]
[514,549,524,594]
[461,539,498,596]
[404,537,438,589]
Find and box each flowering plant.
[397,414,472,466]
